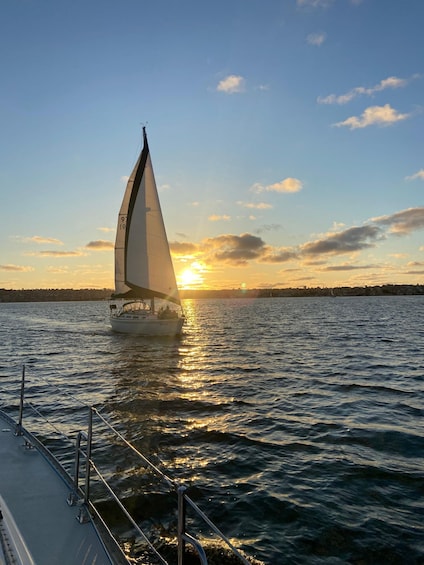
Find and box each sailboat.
[110,128,184,335]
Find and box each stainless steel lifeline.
[11,365,251,565]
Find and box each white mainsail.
[113,128,180,305]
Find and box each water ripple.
[1,296,423,563]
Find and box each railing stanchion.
[84,406,93,505]
[73,431,88,492]
[178,485,187,565]
[15,365,25,436]
[8,376,250,563]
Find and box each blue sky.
[1,0,423,290]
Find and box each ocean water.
[0,296,423,564]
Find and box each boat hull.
[110,314,184,336]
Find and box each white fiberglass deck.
[0,412,116,565]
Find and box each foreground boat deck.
[0,411,117,565]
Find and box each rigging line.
[26,401,75,445]
[92,406,176,490]
[25,371,108,413]
[90,459,169,565]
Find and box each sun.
[179,268,199,288]
[178,263,206,289]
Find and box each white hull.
[110,313,184,336]
[0,409,125,565]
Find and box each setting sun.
[178,263,206,289]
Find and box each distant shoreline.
[0,284,423,303]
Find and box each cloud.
[298,0,362,6]
[168,206,424,274]
[318,75,413,105]
[170,241,199,256]
[252,177,303,193]
[24,250,87,257]
[0,264,34,272]
[255,224,283,234]
[217,75,245,94]
[47,266,69,274]
[372,206,424,235]
[238,201,273,210]
[259,247,297,263]
[321,263,377,271]
[390,253,408,259]
[17,235,63,245]
[98,227,115,233]
[297,0,333,7]
[307,32,327,46]
[298,207,424,261]
[85,240,114,250]
[333,104,410,129]
[208,214,231,222]
[405,169,424,181]
[300,225,383,256]
[203,233,266,266]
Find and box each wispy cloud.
[307,32,327,46]
[0,264,34,272]
[321,263,377,271]
[98,227,115,233]
[18,235,63,245]
[252,178,303,193]
[298,0,361,7]
[405,169,424,181]
[24,250,87,257]
[170,241,199,257]
[259,247,297,263]
[47,266,69,274]
[208,214,231,222]
[297,0,334,7]
[255,224,283,234]
[300,225,384,257]
[85,240,114,250]
[371,206,424,235]
[318,75,415,105]
[217,75,245,94]
[237,201,273,210]
[299,207,424,259]
[333,104,410,129]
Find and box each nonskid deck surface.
[0,412,115,565]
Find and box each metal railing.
[11,366,253,565]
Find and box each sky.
[1,0,423,291]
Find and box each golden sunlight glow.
[177,262,206,289]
